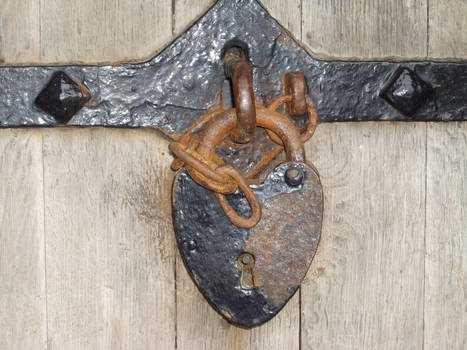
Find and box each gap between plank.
[299,0,303,42]
[171,0,176,36]
[40,130,49,349]
[422,123,428,350]
[426,0,430,59]
[39,0,42,61]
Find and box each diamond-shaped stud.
[380,67,433,117]
[35,71,91,124]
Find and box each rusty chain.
[170,72,318,228]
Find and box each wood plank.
[173,0,214,35]
[176,255,300,350]
[2,0,305,65]
[39,0,172,64]
[0,130,47,349]
[428,0,467,59]
[42,128,175,349]
[262,0,302,39]
[3,0,467,64]
[424,122,467,349]
[302,0,428,60]
[301,123,426,349]
[0,0,40,65]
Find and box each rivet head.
[285,167,304,187]
[186,239,198,251]
[380,66,433,117]
[35,71,91,124]
[242,254,253,265]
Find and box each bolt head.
[241,254,253,265]
[285,167,304,187]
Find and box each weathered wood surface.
[2,0,466,65]
[0,130,47,350]
[303,123,427,349]
[302,0,428,60]
[428,0,467,60]
[1,0,173,65]
[424,123,467,350]
[42,128,176,349]
[0,0,41,64]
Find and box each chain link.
[170,81,318,228]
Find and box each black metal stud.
[380,67,434,117]
[285,167,304,187]
[35,71,91,124]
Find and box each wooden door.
[1,1,465,349]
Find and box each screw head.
[242,254,253,265]
[285,167,304,187]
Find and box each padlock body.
[172,162,323,328]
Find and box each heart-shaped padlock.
[170,104,323,328]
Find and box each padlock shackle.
[196,107,306,164]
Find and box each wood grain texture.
[424,122,467,349]
[262,0,302,39]
[302,0,428,60]
[0,0,40,65]
[42,128,175,349]
[0,0,304,65]
[301,123,427,349]
[0,130,47,349]
[2,0,467,64]
[176,255,300,350]
[428,0,467,60]
[39,0,172,64]
[173,0,214,35]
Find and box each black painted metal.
[379,67,434,117]
[0,0,465,129]
[35,71,91,124]
[172,162,322,328]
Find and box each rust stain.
[245,162,323,306]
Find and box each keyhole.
[238,253,255,290]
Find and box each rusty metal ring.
[224,53,256,144]
[214,164,262,228]
[266,94,318,145]
[171,104,306,228]
[196,107,305,164]
[171,134,199,171]
[171,109,226,171]
[284,72,307,116]
[169,142,238,194]
[179,109,225,145]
